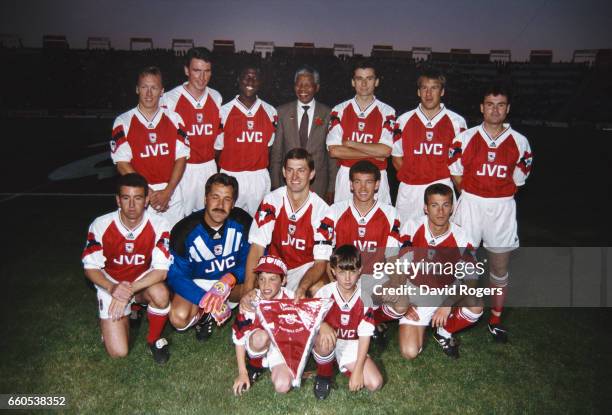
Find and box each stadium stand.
[1,44,610,125]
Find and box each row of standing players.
[85,47,532,396]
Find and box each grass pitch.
[0,196,608,414]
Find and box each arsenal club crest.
[125,242,134,253]
[214,245,223,256]
[288,224,296,235]
[426,131,434,141]
[148,133,157,143]
[341,314,350,326]
[358,121,365,131]
[488,151,496,162]
[247,120,254,130]
[196,113,203,123]
[358,227,366,238]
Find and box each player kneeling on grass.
[311,245,383,400]
[82,173,172,364]
[232,255,295,395]
[396,183,483,359]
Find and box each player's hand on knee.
[233,373,251,396]
[431,306,451,327]
[199,273,237,313]
[109,298,127,322]
[349,369,365,392]
[239,289,259,314]
[155,188,172,212]
[404,305,419,321]
[110,281,132,302]
[317,322,336,351]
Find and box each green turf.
[0,196,608,414]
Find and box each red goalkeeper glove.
[199,273,236,313]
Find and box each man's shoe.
[432,331,459,359]
[194,313,214,342]
[488,323,508,343]
[149,338,170,364]
[313,376,332,400]
[372,323,388,350]
[246,363,265,384]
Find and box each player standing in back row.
[326,60,396,204]
[392,68,467,223]
[449,85,532,343]
[215,64,277,216]
[162,47,222,216]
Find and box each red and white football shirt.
[249,187,332,271]
[315,282,376,340]
[393,104,466,185]
[82,210,172,283]
[214,96,277,172]
[326,97,395,170]
[325,199,401,273]
[449,124,532,198]
[162,84,222,164]
[110,107,190,185]
[400,216,475,288]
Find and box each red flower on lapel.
[314,117,324,126]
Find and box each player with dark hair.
[449,85,532,343]
[82,173,172,364]
[326,60,396,204]
[167,173,252,341]
[311,244,383,399]
[214,64,277,216]
[394,183,483,359]
[163,47,222,216]
[111,66,189,227]
[392,68,467,223]
[242,148,332,301]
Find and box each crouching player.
[311,245,383,400]
[397,183,483,359]
[167,173,252,340]
[232,255,295,395]
[82,173,172,363]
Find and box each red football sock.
[146,306,169,344]
[316,361,334,378]
[489,273,508,324]
[249,357,263,369]
[444,307,482,334]
[131,303,143,312]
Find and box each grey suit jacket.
[270,100,337,198]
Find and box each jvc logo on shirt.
[140,143,170,158]
[476,164,507,178]
[237,131,263,143]
[350,132,373,143]
[337,328,356,338]
[414,142,443,155]
[354,240,377,253]
[204,256,236,273]
[187,124,213,136]
[113,254,146,265]
[282,235,306,250]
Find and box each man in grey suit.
[270,66,337,203]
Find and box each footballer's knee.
[314,337,334,356]
[249,329,270,353]
[105,343,128,359]
[468,305,484,315]
[365,373,383,392]
[147,283,170,308]
[400,343,421,360]
[169,307,192,329]
[273,376,292,394]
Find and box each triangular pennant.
[257,298,332,387]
